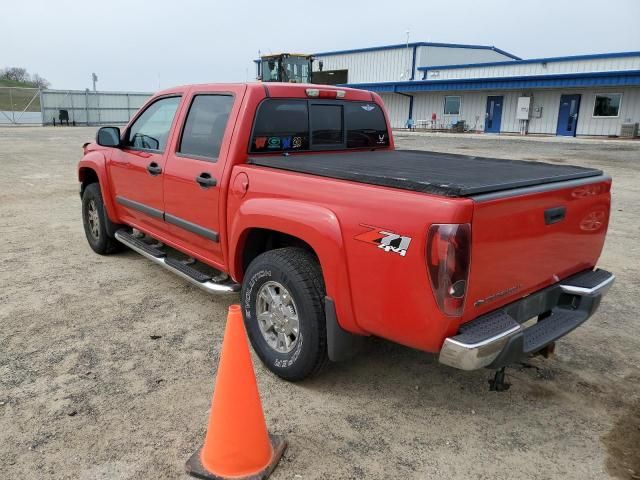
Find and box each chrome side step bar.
[115,230,240,294]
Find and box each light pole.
[405,30,411,80]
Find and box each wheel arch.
[78,153,120,227]
[228,198,363,335]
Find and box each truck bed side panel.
[228,166,475,352]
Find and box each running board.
[114,230,240,294]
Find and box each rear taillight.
[306,88,345,98]
[426,224,471,317]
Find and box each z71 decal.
[354,225,412,257]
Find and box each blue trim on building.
[344,70,640,93]
[313,42,521,60]
[417,51,640,72]
[410,45,418,80]
[396,92,414,120]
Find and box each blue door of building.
[556,94,581,136]
[484,96,503,133]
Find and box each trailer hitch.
[489,367,511,392]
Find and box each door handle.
[146,162,162,176]
[196,172,217,188]
[544,206,566,225]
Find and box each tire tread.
[245,247,329,380]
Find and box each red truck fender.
[78,150,120,230]
[227,198,366,336]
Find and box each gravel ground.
[1,127,638,480]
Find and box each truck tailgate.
[464,175,612,321]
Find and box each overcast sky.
[3,0,639,92]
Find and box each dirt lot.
[1,127,639,480]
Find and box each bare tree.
[32,73,50,89]
[0,67,30,83]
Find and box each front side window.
[261,58,280,82]
[126,96,181,151]
[250,100,389,153]
[444,96,461,115]
[178,94,234,160]
[593,93,622,117]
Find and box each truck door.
[162,85,246,269]
[109,95,182,233]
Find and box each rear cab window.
[250,100,389,153]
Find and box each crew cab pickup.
[78,83,614,381]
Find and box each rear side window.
[250,99,389,153]
[179,94,234,160]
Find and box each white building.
[311,42,640,137]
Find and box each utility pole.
[91,73,98,92]
[405,30,411,80]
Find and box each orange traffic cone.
[186,304,287,480]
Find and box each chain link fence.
[41,89,152,126]
[0,88,152,126]
[0,87,42,124]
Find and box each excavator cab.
[257,53,313,83]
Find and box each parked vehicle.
[78,82,614,381]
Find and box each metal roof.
[312,42,521,60]
[417,51,640,72]
[344,70,640,93]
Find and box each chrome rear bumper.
[439,269,615,371]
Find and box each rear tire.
[81,183,121,255]
[241,248,328,381]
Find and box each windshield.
[261,56,311,83]
[282,57,311,83]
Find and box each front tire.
[241,248,328,381]
[81,183,121,255]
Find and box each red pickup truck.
[78,82,614,382]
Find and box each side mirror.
[96,126,121,147]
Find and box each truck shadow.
[302,335,559,405]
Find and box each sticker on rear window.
[361,104,375,112]
[254,137,267,149]
[267,137,281,149]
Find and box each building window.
[443,96,461,115]
[593,93,622,117]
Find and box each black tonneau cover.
[248,149,603,197]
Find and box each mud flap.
[325,296,364,362]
